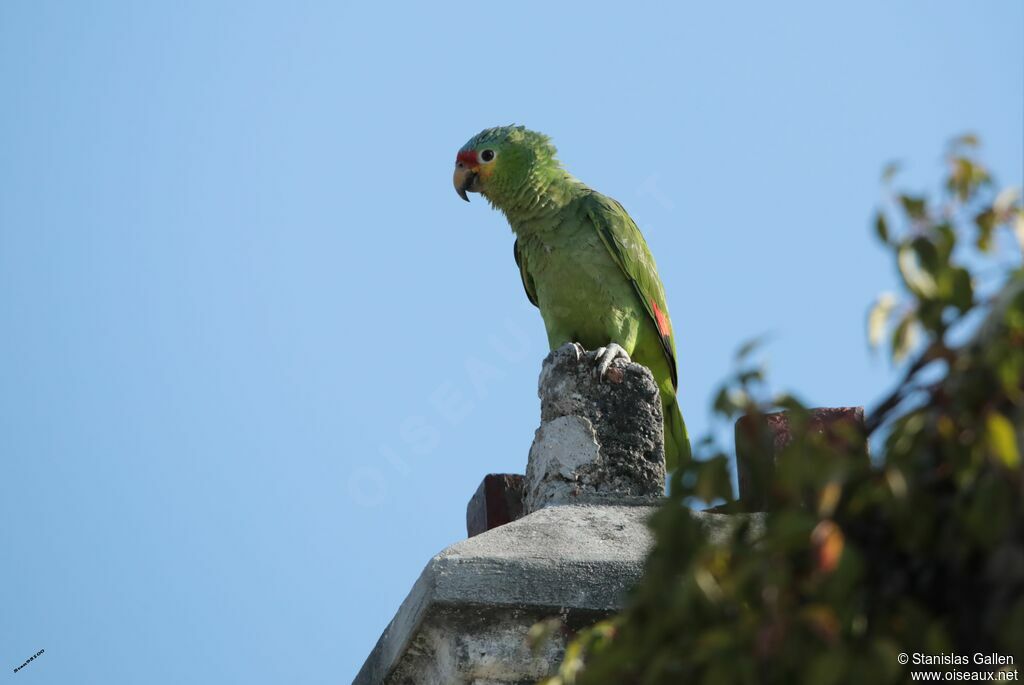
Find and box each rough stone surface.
[525,343,665,513]
[354,504,763,684]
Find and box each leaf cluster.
[543,138,1024,685]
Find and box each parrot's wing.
[583,192,678,388]
[514,238,539,308]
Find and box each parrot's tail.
[663,397,691,473]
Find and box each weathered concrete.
[525,343,666,513]
[353,344,767,683]
[354,505,760,684]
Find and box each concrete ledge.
[354,504,762,684]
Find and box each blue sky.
[1,1,1021,683]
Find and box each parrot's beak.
[453,164,479,202]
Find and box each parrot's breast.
[519,219,642,353]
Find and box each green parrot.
[453,125,691,470]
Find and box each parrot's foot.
[593,343,631,382]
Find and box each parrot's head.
[453,125,559,207]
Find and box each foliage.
[541,137,1024,684]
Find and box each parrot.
[452,125,691,471]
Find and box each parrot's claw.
[593,343,631,382]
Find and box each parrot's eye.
[480,149,496,163]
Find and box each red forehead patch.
[456,150,479,167]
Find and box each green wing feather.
[582,192,678,388]
[514,238,539,308]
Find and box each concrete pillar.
[524,343,666,513]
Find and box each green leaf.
[737,367,764,385]
[911,236,941,270]
[734,335,769,362]
[899,194,927,221]
[867,293,897,349]
[874,211,890,244]
[694,455,733,503]
[898,244,938,298]
[948,156,992,201]
[950,268,973,312]
[933,222,956,261]
[712,387,737,416]
[773,393,807,413]
[891,312,920,363]
[976,209,996,252]
[986,412,1020,469]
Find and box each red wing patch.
[650,298,671,338]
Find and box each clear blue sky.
[1,1,1021,682]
